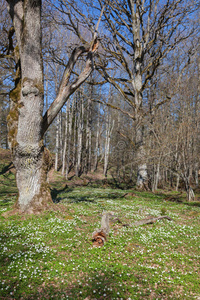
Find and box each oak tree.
[6,0,101,213]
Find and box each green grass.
[0,166,200,299]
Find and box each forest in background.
[0,0,199,201]
[0,1,200,298]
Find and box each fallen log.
[114,215,173,227]
[131,215,173,226]
[92,212,115,247]
[92,213,173,246]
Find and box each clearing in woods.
[0,149,200,299]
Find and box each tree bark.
[94,102,100,171]
[76,92,84,177]
[6,0,102,213]
[66,97,74,179]
[176,174,180,192]
[85,89,92,173]
[6,0,52,213]
[183,176,195,202]
[0,100,2,148]
[62,101,69,175]
[129,2,148,189]
[132,215,173,226]
[73,100,77,168]
[55,114,59,171]
[104,107,114,177]
[92,212,115,247]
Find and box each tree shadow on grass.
[89,178,134,190]
[51,184,127,204]
[51,184,74,203]
[186,201,200,208]
[67,192,126,203]
[24,269,133,299]
[67,195,97,203]
[0,162,13,175]
[0,197,15,208]
[156,192,200,207]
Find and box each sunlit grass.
[0,169,200,299]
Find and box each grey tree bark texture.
[6,0,100,213]
[6,0,50,214]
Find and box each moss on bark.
[7,80,21,152]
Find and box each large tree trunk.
[129,1,148,190]
[7,0,52,213]
[6,0,102,214]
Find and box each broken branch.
[42,5,105,135]
[92,211,115,247]
[132,215,173,226]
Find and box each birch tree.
[5,0,102,214]
[85,85,92,173]
[61,101,70,175]
[65,96,74,178]
[94,102,101,171]
[104,106,115,177]
[76,91,84,176]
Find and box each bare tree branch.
[42,5,105,135]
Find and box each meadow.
[0,155,200,299]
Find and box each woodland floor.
[0,149,200,299]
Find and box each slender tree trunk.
[85,93,92,173]
[55,114,59,171]
[129,163,134,182]
[176,174,180,192]
[0,102,2,148]
[76,93,84,176]
[62,102,69,175]
[73,99,77,168]
[59,110,63,161]
[196,48,200,187]
[151,163,155,192]
[54,66,61,172]
[195,165,199,188]
[104,108,114,177]
[66,97,74,179]
[44,54,49,145]
[194,58,199,188]
[94,102,100,171]
[88,109,92,172]
[155,159,161,191]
